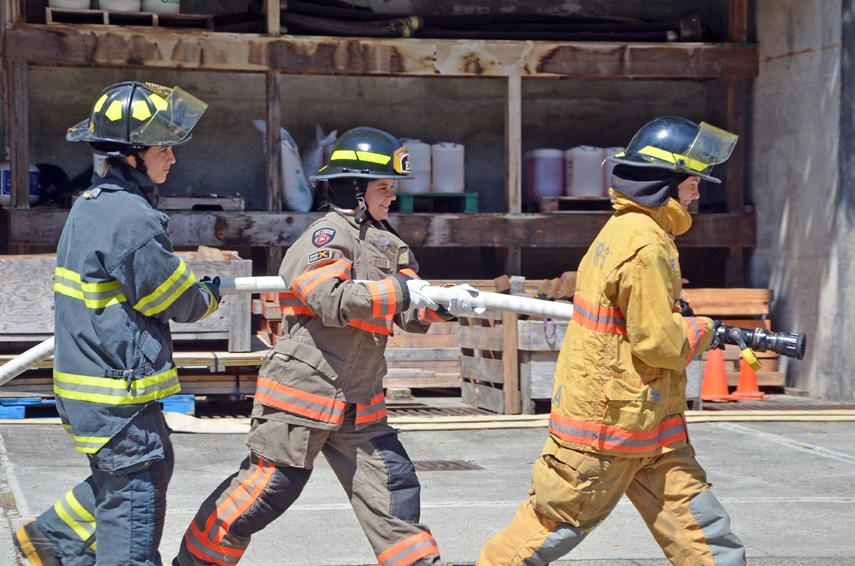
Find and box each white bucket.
[142,0,179,13]
[98,0,141,11]
[398,139,431,194]
[566,146,607,197]
[431,142,465,193]
[48,0,91,8]
[602,147,625,194]
[0,162,40,207]
[523,149,564,199]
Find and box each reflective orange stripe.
[366,278,397,318]
[399,268,417,278]
[377,531,440,566]
[549,412,687,454]
[350,317,394,335]
[255,377,346,425]
[292,259,352,303]
[279,291,314,316]
[355,393,387,425]
[185,459,277,564]
[420,307,448,323]
[571,295,626,334]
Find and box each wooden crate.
[0,249,252,352]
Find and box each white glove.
[405,279,439,311]
[445,284,486,317]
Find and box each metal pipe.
[0,278,572,385]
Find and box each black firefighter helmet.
[66,81,208,156]
[310,127,413,209]
[606,116,738,183]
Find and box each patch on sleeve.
[308,249,333,264]
[312,228,336,247]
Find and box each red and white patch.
[312,228,335,247]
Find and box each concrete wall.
[748,0,849,399]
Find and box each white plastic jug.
[566,146,607,197]
[602,147,625,194]
[398,139,431,194]
[48,0,91,8]
[142,0,179,13]
[431,142,465,193]
[0,162,40,207]
[98,0,141,11]
[523,149,564,199]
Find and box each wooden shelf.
[4,24,758,78]
[4,209,755,249]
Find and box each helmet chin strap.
[129,150,149,177]
[354,195,375,224]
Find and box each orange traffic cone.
[701,348,732,402]
[731,357,767,400]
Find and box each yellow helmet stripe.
[330,149,392,165]
[638,146,709,173]
[131,100,153,121]
[92,94,108,113]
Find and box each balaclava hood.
[610,164,690,207]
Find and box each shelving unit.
[1,0,757,282]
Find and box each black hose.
[284,12,421,38]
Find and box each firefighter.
[478,116,746,566]
[174,127,476,566]
[13,81,220,566]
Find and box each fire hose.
[0,278,574,386]
[0,277,807,384]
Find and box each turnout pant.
[32,403,175,566]
[479,437,745,566]
[175,406,442,566]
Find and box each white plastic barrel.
[523,149,564,199]
[98,0,141,11]
[48,0,91,8]
[566,146,607,197]
[431,142,465,193]
[142,0,179,13]
[602,147,625,194]
[398,139,431,194]
[0,162,40,207]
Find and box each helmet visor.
[683,122,739,172]
[132,85,208,146]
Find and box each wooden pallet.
[46,7,214,29]
[393,192,478,214]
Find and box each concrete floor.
[1,410,855,565]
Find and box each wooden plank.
[502,310,521,414]
[505,75,522,214]
[384,348,460,363]
[387,333,460,349]
[5,26,760,79]
[457,324,504,352]
[9,62,29,209]
[517,320,567,351]
[461,380,505,414]
[6,210,758,248]
[383,369,461,389]
[158,196,245,211]
[519,351,558,401]
[265,0,280,36]
[682,288,772,316]
[460,356,504,385]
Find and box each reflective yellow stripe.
[54,267,128,308]
[330,149,392,165]
[198,283,219,320]
[638,145,709,173]
[92,93,108,113]
[54,490,96,545]
[54,367,180,405]
[131,99,153,121]
[149,92,168,111]
[133,261,195,316]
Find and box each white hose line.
[0,278,570,385]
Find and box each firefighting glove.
[405,278,439,311]
[679,297,694,317]
[707,318,726,350]
[199,276,222,305]
[445,284,487,317]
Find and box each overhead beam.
[4,25,759,79]
[7,210,756,249]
